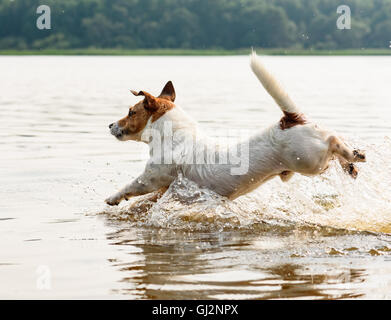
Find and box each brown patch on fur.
[353,149,366,161]
[339,158,358,179]
[279,170,294,182]
[130,87,175,123]
[150,98,175,122]
[117,100,152,137]
[280,111,307,130]
[117,83,176,137]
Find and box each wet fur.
[105,54,366,206]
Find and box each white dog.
[105,52,365,206]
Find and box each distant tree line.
[1,0,391,50]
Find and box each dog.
[105,52,366,206]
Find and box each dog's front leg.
[105,167,173,206]
[105,193,123,206]
[105,176,156,206]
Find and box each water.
[1,56,391,299]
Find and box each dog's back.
[106,53,365,206]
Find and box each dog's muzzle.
[109,122,123,139]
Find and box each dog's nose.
[109,123,114,129]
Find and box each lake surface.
[1,56,391,299]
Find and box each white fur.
[250,51,299,114]
[141,113,333,199]
[105,53,363,206]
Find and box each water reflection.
[2,56,391,299]
[103,218,383,299]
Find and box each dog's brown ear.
[158,81,176,102]
[131,90,158,111]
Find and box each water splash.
[101,138,391,233]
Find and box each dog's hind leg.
[337,155,359,179]
[328,136,366,163]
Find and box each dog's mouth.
[110,124,124,140]
[113,131,124,140]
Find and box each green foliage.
[0,0,391,50]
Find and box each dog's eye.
[129,110,136,117]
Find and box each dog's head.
[109,81,176,141]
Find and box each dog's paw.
[353,149,366,162]
[105,194,122,206]
[348,163,358,179]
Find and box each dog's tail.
[250,51,300,115]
